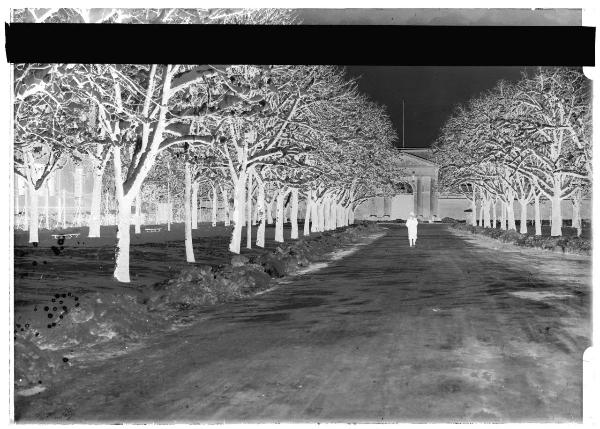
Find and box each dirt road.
[15,224,591,423]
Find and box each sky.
[295,9,580,148]
[344,66,528,148]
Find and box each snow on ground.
[509,291,577,301]
[13,222,383,392]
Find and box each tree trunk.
[44,183,50,230]
[114,197,132,283]
[317,200,325,232]
[275,190,285,243]
[103,192,110,226]
[492,199,497,228]
[349,206,355,225]
[483,198,491,228]
[246,171,253,249]
[470,195,477,226]
[303,191,311,236]
[478,200,484,227]
[61,189,67,229]
[329,199,335,230]
[191,182,199,229]
[211,185,218,227]
[252,204,258,226]
[184,162,195,263]
[134,192,142,234]
[550,195,562,237]
[28,184,39,243]
[550,176,563,237]
[311,198,320,233]
[330,201,337,229]
[331,200,339,229]
[324,198,331,230]
[113,146,132,283]
[572,194,582,237]
[23,186,29,231]
[290,188,299,239]
[506,197,516,231]
[55,176,61,229]
[167,203,171,232]
[229,172,247,254]
[15,183,20,229]
[500,201,507,230]
[222,187,230,226]
[266,196,274,225]
[166,160,171,232]
[322,198,328,230]
[256,181,266,248]
[88,167,104,237]
[312,200,319,233]
[252,195,258,226]
[519,200,528,234]
[534,195,542,236]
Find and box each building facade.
[354,148,591,222]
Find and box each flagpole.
[402,99,405,149]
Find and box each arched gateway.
[354,148,439,222]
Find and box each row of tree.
[433,67,591,237]
[13,9,405,283]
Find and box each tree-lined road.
[16,224,591,422]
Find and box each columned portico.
[420,176,431,219]
[412,176,420,217]
[354,148,439,222]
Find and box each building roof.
[399,147,435,161]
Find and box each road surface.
[15,224,591,423]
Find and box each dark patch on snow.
[269,296,326,311]
[348,300,372,306]
[289,289,336,297]
[237,312,290,323]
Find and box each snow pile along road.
[147,222,383,309]
[14,222,383,393]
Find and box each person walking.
[406,212,419,247]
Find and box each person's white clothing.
[406,217,418,240]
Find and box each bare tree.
[13,64,85,242]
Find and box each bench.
[51,233,80,240]
[144,227,162,233]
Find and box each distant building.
[354,148,591,222]
[14,160,94,225]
